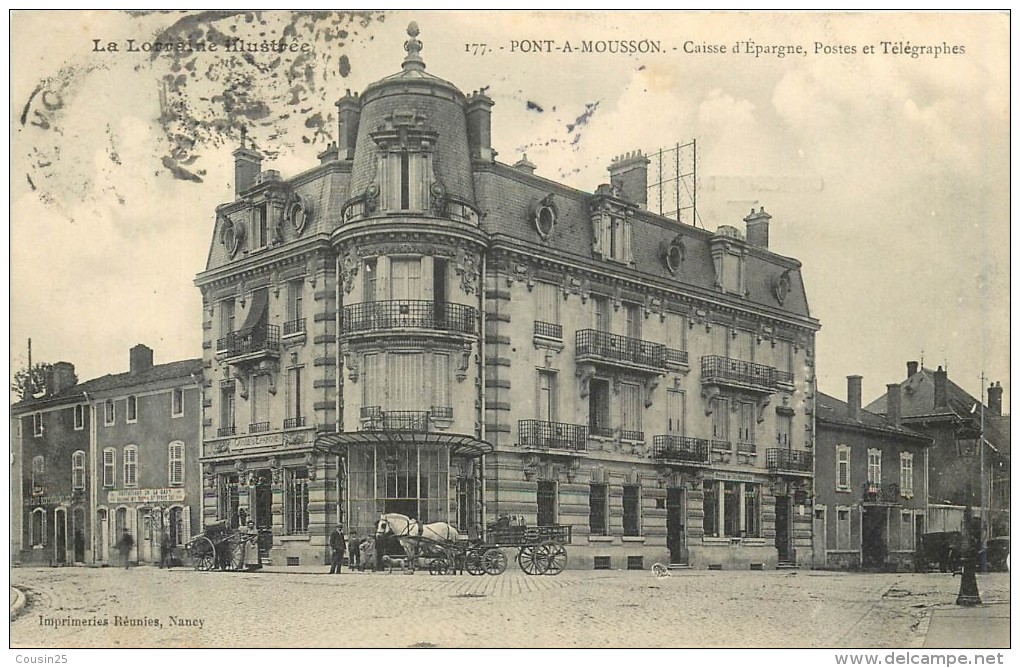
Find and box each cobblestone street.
[11,564,1010,648]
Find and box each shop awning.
[313,430,493,458]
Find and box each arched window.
[31,508,46,546]
[168,441,184,487]
[123,446,138,487]
[31,455,45,494]
[72,451,86,490]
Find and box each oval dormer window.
[530,195,557,241]
[220,216,244,257]
[288,195,312,235]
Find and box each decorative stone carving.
[643,376,660,408]
[756,395,771,424]
[456,343,473,382]
[364,184,379,213]
[455,249,479,295]
[306,257,317,288]
[577,365,596,398]
[236,372,249,400]
[340,246,360,294]
[701,385,721,414]
[522,454,542,481]
[203,472,217,490]
[342,346,359,383]
[430,181,447,217]
[305,453,318,481]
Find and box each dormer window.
[370,112,439,214]
[253,202,269,248]
[589,188,633,264]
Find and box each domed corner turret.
[345,22,481,220]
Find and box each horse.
[375,513,461,568]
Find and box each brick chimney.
[130,344,154,375]
[317,142,340,165]
[933,366,948,409]
[335,90,361,161]
[513,154,536,175]
[847,375,862,421]
[608,151,650,210]
[232,126,262,196]
[46,362,76,397]
[743,207,772,249]
[907,360,919,378]
[886,383,902,427]
[988,381,1003,416]
[466,90,495,162]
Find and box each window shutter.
[181,506,192,545]
[623,219,633,263]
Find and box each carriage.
[375,513,569,576]
[186,520,248,571]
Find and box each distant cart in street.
[186,520,247,571]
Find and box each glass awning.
[313,430,492,459]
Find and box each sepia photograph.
[8,9,1011,657]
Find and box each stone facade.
[195,22,821,570]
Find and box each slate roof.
[816,391,931,443]
[12,359,203,414]
[865,367,1010,457]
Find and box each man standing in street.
[347,531,361,571]
[160,529,174,569]
[329,525,346,574]
[118,530,134,570]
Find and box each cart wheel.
[482,548,508,576]
[465,550,485,576]
[428,558,450,575]
[228,541,245,571]
[542,541,567,575]
[517,544,550,575]
[191,536,215,571]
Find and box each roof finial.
[403,21,425,71]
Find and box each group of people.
[329,526,376,573]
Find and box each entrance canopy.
[313,430,492,459]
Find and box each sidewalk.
[923,603,1009,648]
[10,586,26,620]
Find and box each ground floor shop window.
[286,467,310,535]
[220,474,240,529]
[703,481,762,538]
[623,484,641,536]
[537,480,557,526]
[589,483,608,536]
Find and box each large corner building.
[195,23,821,569]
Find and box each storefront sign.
[233,433,285,449]
[107,488,186,504]
[26,495,71,506]
[707,471,756,483]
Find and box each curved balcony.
[341,300,477,342]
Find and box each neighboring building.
[11,362,90,565]
[90,345,203,566]
[814,377,931,570]
[195,22,821,569]
[866,363,1009,536]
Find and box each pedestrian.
[347,531,361,571]
[329,525,346,574]
[159,529,174,569]
[241,520,261,571]
[118,529,134,570]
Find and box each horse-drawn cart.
[486,521,570,575]
[186,520,245,571]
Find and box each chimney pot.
[886,383,902,427]
[847,375,862,421]
[987,381,1003,416]
[47,362,77,397]
[232,129,263,196]
[607,150,650,210]
[743,206,772,249]
[907,360,919,378]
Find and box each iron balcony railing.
[283,318,306,336]
[217,426,236,437]
[651,435,710,465]
[341,300,477,336]
[863,482,901,503]
[430,406,453,420]
[534,320,563,339]
[576,329,667,368]
[766,448,813,473]
[737,441,757,456]
[217,325,281,358]
[283,417,306,429]
[701,355,780,391]
[519,419,588,452]
[621,429,645,442]
[360,407,431,432]
[249,422,271,434]
[775,369,795,385]
[590,425,615,439]
[665,348,689,366]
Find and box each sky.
[9,10,1010,411]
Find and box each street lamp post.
[955,377,984,606]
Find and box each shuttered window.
[388,352,425,410]
[168,441,184,487]
[103,449,116,487]
[72,451,86,491]
[390,258,422,300]
[123,446,137,487]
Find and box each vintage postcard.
[9,9,1010,658]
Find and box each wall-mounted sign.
[107,488,186,504]
[707,471,756,483]
[233,433,285,449]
